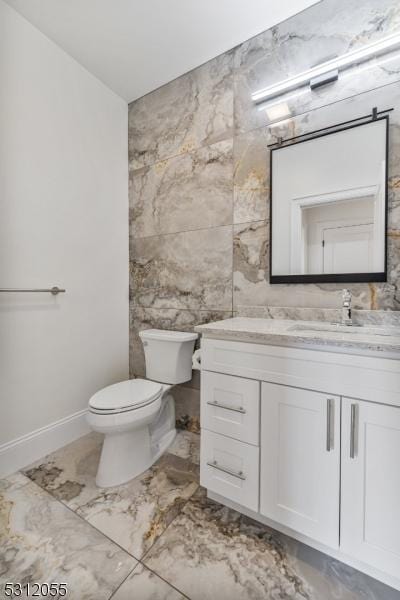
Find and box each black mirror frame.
[269,115,389,285]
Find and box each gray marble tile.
[129,306,232,380]
[129,51,233,169]
[168,431,200,466]
[0,476,136,600]
[24,436,199,561]
[233,220,380,310]
[233,128,269,224]
[23,433,104,511]
[233,220,269,308]
[236,305,343,322]
[130,226,233,311]
[130,139,233,238]
[0,472,30,493]
[373,234,400,309]
[233,0,400,134]
[75,454,198,560]
[173,387,200,435]
[236,305,400,327]
[112,563,186,600]
[144,488,398,600]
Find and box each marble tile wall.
[129,0,400,422]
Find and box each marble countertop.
[195,317,400,354]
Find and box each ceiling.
[5,0,320,102]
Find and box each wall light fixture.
[252,31,400,105]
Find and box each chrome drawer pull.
[350,403,358,459]
[206,400,246,414]
[326,398,334,452]
[207,460,246,481]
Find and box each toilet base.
[93,393,177,488]
[96,426,153,488]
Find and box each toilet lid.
[89,379,163,412]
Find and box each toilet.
[87,329,198,487]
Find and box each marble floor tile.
[23,432,104,511]
[130,139,233,238]
[144,488,398,600]
[24,435,199,561]
[0,474,136,600]
[75,453,198,560]
[0,472,30,494]
[111,563,186,600]
[168,430,200,465]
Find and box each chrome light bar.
[252,31,400,104]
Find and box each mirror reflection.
[270,118,388,282]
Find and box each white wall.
[0,1,129,453]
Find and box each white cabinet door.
[260,383,340,548]
[341,398,400,579]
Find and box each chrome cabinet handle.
[207,460,246,481]
[326,398,334,451]
[206,400,246,414]
[350,403,358,459]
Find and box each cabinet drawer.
[201,371,260,444]
[200,430,259,512]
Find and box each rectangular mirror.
[270,117,388,284]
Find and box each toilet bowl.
[87,329,198,487]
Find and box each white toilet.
[87,329,198,487]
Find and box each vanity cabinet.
[341,398,400,577]
[199,337,400,591]
[260,383,340,548]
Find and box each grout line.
[129,221,234,242]
[129,307,233,314]
[129,306,233,315]
[19,446,200,596]
[107,563,140,600]
[129,217,269,243]
[21,474,144,561]
[129,134,234,174]
[138,563,192,600]
[139,484,199,567]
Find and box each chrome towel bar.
[0,286,66,295]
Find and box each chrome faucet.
[341,289,352,326]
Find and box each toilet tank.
[139,329,198,384]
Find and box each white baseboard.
[0,409,91,478]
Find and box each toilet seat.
[89,379,163,415]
